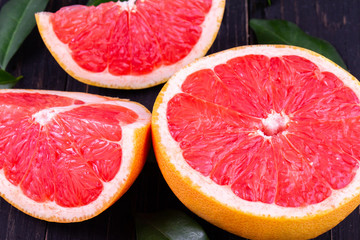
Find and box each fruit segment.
[272,136,332,207]
[167,54,360,207]
[108,10,131,75]
[230,139,277,204]
[0,92,138,207]
[224,55,273,116]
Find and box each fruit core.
[261,112,289,137]
[32,108,63,126]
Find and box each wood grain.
[0,0,359,239]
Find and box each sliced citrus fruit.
[152,45,360,239]
[0,89,151,222]
[35,0,225,89]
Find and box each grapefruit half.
[0,89,151,222]
[35,0,225,89]
[152,45,360,239]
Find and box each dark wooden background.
[0,0,359,239]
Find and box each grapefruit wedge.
[35,0,225,89]
[152,45,360,239]
[0,89,151,222]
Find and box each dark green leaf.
[0,0,49,69]
[0,69,22,88]
[87,0,124,6]
[250,19,347,70]
[136,209,209,240]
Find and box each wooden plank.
[331,209,360,240]
[0,198,47,240]
[209,0,248,53]
[248,0,360,77]
[13,30,68,90]
[46,213,112,240]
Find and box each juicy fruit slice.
[35,0,225,89]
[0,89,151,222]
[152,45,360,239]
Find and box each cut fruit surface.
[0,89,151,222]
[35,0,225,89]
[152,45,360,239]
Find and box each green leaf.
[0,69,22,88]
[87,0,124,6]
[136,209,209,240]
[0,0,49,69]
[250,19,347,70]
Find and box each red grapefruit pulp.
[152,45,360,239]
[35,0,225,89]
[167,54,360,207]
[0,90,151,222]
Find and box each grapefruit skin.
[151,45,360,239]
[0,90,151,223]
[35,0,225,89]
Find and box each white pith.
[33,105,76,126]
[0,89,151,221]
[155,45,360,218]
[35,0,225,89]
[261,111,289,137]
